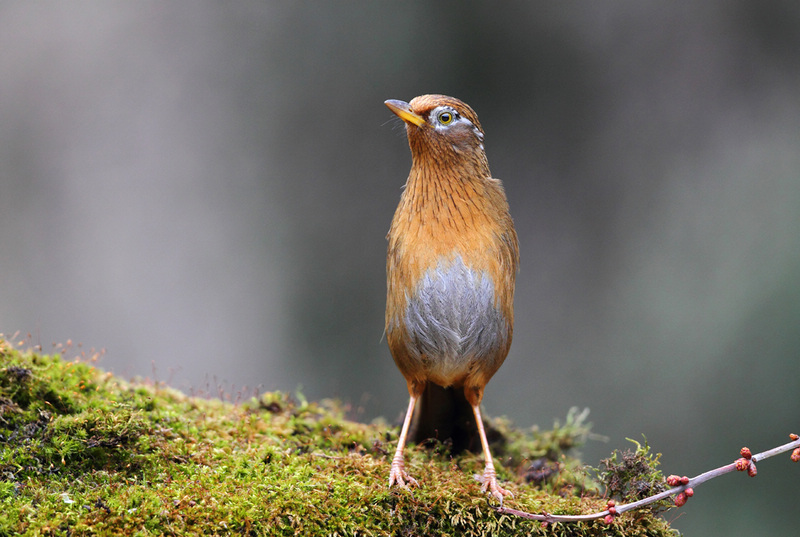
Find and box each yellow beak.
[385,99,427,128]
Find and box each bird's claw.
[389,459,419,489]
[479,467,513,504]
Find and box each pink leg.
[389,395,420,488]
[472,404,513,502]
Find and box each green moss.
[0,338,677,536]
[598,437,673,514]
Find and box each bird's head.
[385,95,488,171]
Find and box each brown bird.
[384,94,519,500]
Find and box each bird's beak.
[385,99,427,128]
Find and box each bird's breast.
[398,255,509,385]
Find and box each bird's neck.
[403,157,492,219]
[392,161,506,269]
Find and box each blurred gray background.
[1,2,798,534]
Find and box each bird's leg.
[472,404,513,502]
[389,394,419,488]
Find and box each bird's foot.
[479,466,513,504]
[389,456,419,489]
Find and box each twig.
[495,434,800,524]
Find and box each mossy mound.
[0,338,676,536]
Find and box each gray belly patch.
[403,256,507,377]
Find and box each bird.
[384,94,519,500]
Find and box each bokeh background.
[2,2,798,534]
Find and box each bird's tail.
[408,384,483,453]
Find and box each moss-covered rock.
[0,338,676,536]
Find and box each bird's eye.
[437,111,454,125]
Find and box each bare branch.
[496,434,800,524]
